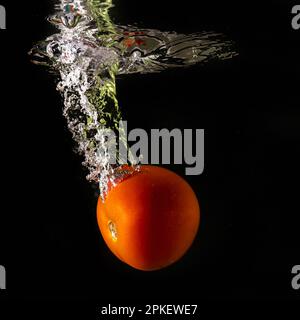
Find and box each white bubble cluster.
[42,1,123,198]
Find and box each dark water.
[0,0,299,311]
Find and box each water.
[29,0,237,199]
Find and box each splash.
[29,0,237,199]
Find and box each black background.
[0,0,299,315]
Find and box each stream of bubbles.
[29,0,237,199]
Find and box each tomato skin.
[97,165,200,271]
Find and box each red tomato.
[97,165,200,271]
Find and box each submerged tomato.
[97,165,200,271]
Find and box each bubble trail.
[29,0,237,199]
